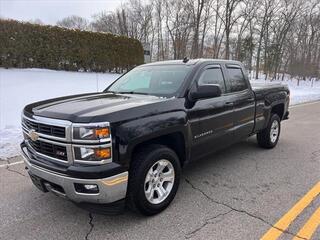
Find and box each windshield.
[105,65,191,97]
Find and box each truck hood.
[24,92,171,123]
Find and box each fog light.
[74,183,99,194]
[84,184,98,190]
[95,148,111,159]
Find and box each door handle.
[225,102,234,106]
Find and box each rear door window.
[227,67,248,92]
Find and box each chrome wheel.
[144,159,175,204]
[270,120,279,143]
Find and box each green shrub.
[0,19,144,72]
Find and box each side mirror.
[188,84,222,102]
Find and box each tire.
[126,144,181,215]
[257,114,281,148]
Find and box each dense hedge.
[0,19,144,72]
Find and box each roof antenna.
[183,57,189,63]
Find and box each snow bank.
[0,68,120,160]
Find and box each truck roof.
[141,58,243,67]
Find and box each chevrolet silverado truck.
[21,59,289,215]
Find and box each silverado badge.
[29,129,39,141]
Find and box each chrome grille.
[27,137,68,161]
[22,115,72,164]
[22,117,65,138]
[21,114,112,165]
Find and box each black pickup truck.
[21,59,289,215]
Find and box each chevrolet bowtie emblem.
[29,129,39,141]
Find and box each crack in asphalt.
[311,149,320,160]
[1,158,27,177]
[85,212,94,240]
[185,210,233,239]
[184,178,309,240]
[6,165,27,177]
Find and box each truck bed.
[251,82,289,95]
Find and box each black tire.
[126,144,181,216]
[257,114,281,148]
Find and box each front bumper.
[21,145,128,204]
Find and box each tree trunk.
[255,31,263,79]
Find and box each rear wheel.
[257,114,281,148]
[127,144,181,215]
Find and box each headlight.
[74,146,112,163]
[72,125,110,142]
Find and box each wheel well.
[271,104,284,119]
[131,132,186,167]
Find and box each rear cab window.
[226,65,248,93]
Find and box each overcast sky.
[0,0,124,25]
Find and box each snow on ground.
[0,68,320,160]
[0,68,120,160]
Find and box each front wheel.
[257,114,281,148]
[127,144,181,215]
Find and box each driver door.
[189,65,235,160]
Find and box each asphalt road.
[1,101,319,240]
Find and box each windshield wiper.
[116,91,150,95]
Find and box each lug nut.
[160,178,163,182]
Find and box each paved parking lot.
[1,101,319,240]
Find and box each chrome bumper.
[21,145,128,204]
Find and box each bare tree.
[286,0,320,81]
[116,9,129,36]
[154,0,165,60]
[255,0,278,79]
[165,0,192,59]
[199,0,214,57]
[57,15,89,30]
[222,0,242,59]
[91,12,117,33]
[234,0,257,61]
[188,0,206,58]
[211,0,225,58]
[85,0,319,80]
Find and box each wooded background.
[0,19,144,72]
[1,0,319,79]
[56,0,320,80]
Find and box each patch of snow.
[0,68,120,160]
[0,126,22,161]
